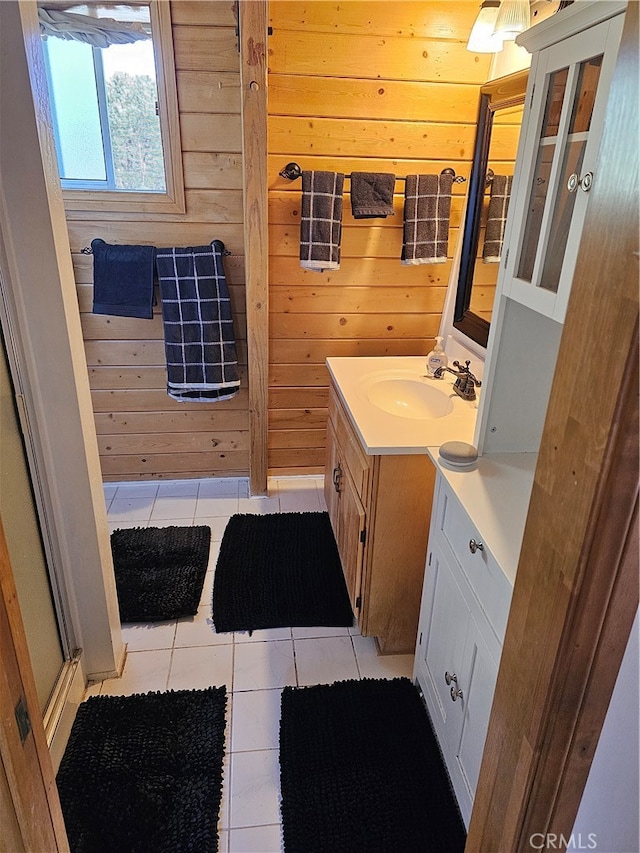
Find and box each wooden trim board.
[239,0,269,495]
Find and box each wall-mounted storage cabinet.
[475,1,626,457]
[502,11,624,323]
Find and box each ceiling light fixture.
[466,0,505,53]
[492,0,531,40]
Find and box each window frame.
[52,0,185,215]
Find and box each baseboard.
[45,651,86,774]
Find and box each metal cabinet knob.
[568,171,593,193]
[580,171,593,192]
[444,671,457,686]
[450,685,464,702]
[469,538,484,554]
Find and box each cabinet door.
[415,544,469,758]
[453,612,500,825]
[324,417,340,536]
[504,14,623,321]
[324,417,365,615]
[334,467,365,614]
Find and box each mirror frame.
[453,69,529,347]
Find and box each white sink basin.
[326,356,479,454]
[365,377,454,420]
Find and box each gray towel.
[156,242,240,402]
[482,174,513,263]
[299,171,344,272]
[401,174,454,265]
[91,238,156,319]
[350,172,396,219]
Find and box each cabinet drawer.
[437,485,511,639]
[328,386,370,499]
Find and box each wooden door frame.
[0,516,68,851]
[239,0,269,496]
[468,4,639,848]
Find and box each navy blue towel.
[91,238,156,319]
[156,242,240,402]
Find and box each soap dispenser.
[426,336,448,377]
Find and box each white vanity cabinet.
[414,456,535,828]
[502,3,624,323]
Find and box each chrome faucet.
[434,360,482,401]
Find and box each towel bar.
[81,240,231,256]
[278,162,466,183]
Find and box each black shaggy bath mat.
[111,525,211,622]
[212,511,353,632]
[56,687,227,853]
[279,677,466,853]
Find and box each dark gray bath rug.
[212,511,353,632]
[279,677,467,853]
[56,687,227,853]
[111,525,211,622]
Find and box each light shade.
[493,0,531,40]
[466,1,505,53]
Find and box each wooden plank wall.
[68,0,249,481]
[267,1,492,474]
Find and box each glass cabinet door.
[504,13,624,321]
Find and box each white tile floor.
[89,475,414,853]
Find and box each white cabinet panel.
[415,474,506,827]
[439,487,512,640]
[419,545,468,752]
[456,614,500,803]
[502,14,624,321]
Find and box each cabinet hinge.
[428,552,432,566]
[355,595,362,610]
[530,82,535,108]
[504,247,510,269]
[360,528,366,544]
[14,696,31,744]
[419,631,423,646]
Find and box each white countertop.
[429,450,538,586]
[326,356,479,455]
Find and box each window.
[39,1,184,213]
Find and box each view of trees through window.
[106,70,164,190]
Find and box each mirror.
[454,70,529,347]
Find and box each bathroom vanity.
[324,356,478,654]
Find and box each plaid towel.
[156,242,240,402]
[401,173,454,265]
[349,172,396,219]
[483,174,513,263]
[299,171,344,272]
